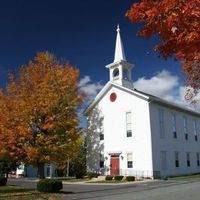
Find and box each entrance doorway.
[110,155,119,176]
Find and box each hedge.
[105,175,113,181]
[0,177,7,186]
[114,176,124,181]
[87,172,99,179]
[126,176,135,181]
[37,179,62,193]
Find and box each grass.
[86,180,129,184]
[0,185,35,193]
[169,173,200,180]
[62,178,89,182]
[0,186,61,200]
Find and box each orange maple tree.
[126,0,200,101]
[0,52,85,178]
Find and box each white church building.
[84,26,200,178]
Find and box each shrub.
[162,176,168,180]
[86,172,99,179]
[37,179,62,193]
[126,176,135,181]
[87,172,94,179]
[114,176,124,181]
[0,177,7,186]
[75,172,85,179]
[105,175,113,181]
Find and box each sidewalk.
[8,177,157,186]
[62,178,156,186]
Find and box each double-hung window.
[99,117,104,140]
[193,120,198,141]
[186,152,190,167]
[127,153,133,168]
[183,117,188,140]
[172,113,177,139]
[99,154,104,168]
[196,153,200,167]
[175,152,179,168]
[126,112,132,137]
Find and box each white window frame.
[99,117,104,140]
[196,153,200,167]
[127,152,133,168]
[172,113,177,138]
[193,120,198,141]
[126,112,132,137]
[99,153,104,168]
[183,116,188,140]
[175,151,179,168]
[186,152,190,167]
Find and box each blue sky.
[0,0,183,88]
[1,0,197,128]
[1,0,194,114]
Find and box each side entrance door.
[110,155,119,176]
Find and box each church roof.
[83,81,200,117]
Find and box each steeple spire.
[106,25,134,89]
[114,25,126,62]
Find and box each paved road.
[8,178,200,200]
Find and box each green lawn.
[169,173,200,180]
[0,185,35,193]
[86,180,134,184]
[62,178,89,182]
[0,186,61,200]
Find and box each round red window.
[110,92,117,102]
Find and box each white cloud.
[79,75,104,97]
[79,71,199,112]
[134,70,200,111]
[79,76,91,87]
[78,76,104,128]
[134,70,179,100]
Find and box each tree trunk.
[38,163,45,179]
[6,171,8,178]
[66,157,70,177]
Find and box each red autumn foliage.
[126,0,200,100]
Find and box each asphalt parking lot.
[8,178,200,200]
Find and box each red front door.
[110,156,119,176]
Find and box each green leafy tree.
[0,160,16,178]
[69,139,86,178]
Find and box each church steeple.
[114,25,126,62]
[106,25,134,89]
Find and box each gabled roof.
[83,81,150,115]
[83,81,200,117]
[137,89,200,117]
